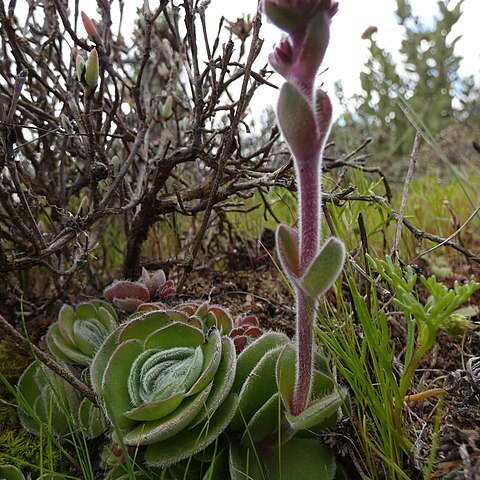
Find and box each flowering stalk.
[263,0,345,416]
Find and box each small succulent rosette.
[46,300,119,368]
[16,361,106,439]
[221,332,347,479]
[90,310,238,467]
[104,268,175,313]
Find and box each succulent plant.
[16,360,107,440]
[90,310,238,467]
[45,300,119,367]
[104,268,175,313]
[17,361,80,437]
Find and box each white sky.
[86,0,479,119]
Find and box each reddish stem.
[291,159,320,416]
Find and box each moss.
[0,338,32,428]
[0,426,61,472]
[0,338,32,388]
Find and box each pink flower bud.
[81,11,102,44]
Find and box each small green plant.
[45,300,119,367]
[104,268,175,313]
[368,255,478,426]
[316,256,478,479]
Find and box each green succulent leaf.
[285,388,346,431]
[123,385,212,445]
[301,237,345,298]
[186,328,222,396]
[90,328,122,394]
[276,224,300,282]
[144,393,238,467]
[144,323,204,350]
[263,438,336,480]
[102,339,142,431]
[241,392,281,446]
[231,346,284,431]
[0,465,26,480]
[229,440,266,480]
[277,82,319,159]
[47,301,119,367]
[78,397,107,438]
[119,312,173,342]
[17,361,80,438]
[58,304,76,344]
[191,336,236,426]
[233,331,290,393]
[124,391,184,421]
[276,343,296,408]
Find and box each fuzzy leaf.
[57,304,76,344]
[101,339,142,431]
[186,328,222,396]
[263,437,336,480]
[208,306,234,333]
[191,336,236,426]
[241,392,281,445]
[123,385,212,446]
[277,82,319,159]
[124,392,184,421]
[119,312,172,342]
[301,237,345,298]
[96,305,119,331]
[104,281,150,303]
[276,343,296,409]
[286,388,346,431]
[233,331,290,393]
[144,393,237,467]
[90,328,122,394]
[45,324,74,365]
[229,440,266,480]
[0,465,26,480]
[78,397,107,438]
[144,323,204,350]
[50,330,91,366]
[276,224,300,282]
[231,346,283,431]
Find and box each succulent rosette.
[17,361,80,437]
[104,268,175,313]
[16,360,107,439]
[46,300,119,367]
[90,310,238,467]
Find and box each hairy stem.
[291,160,320,415]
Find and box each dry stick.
[176,12,263,293]
[0,314,98,405]
[392,132,421,260]
[415,202,480,260]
